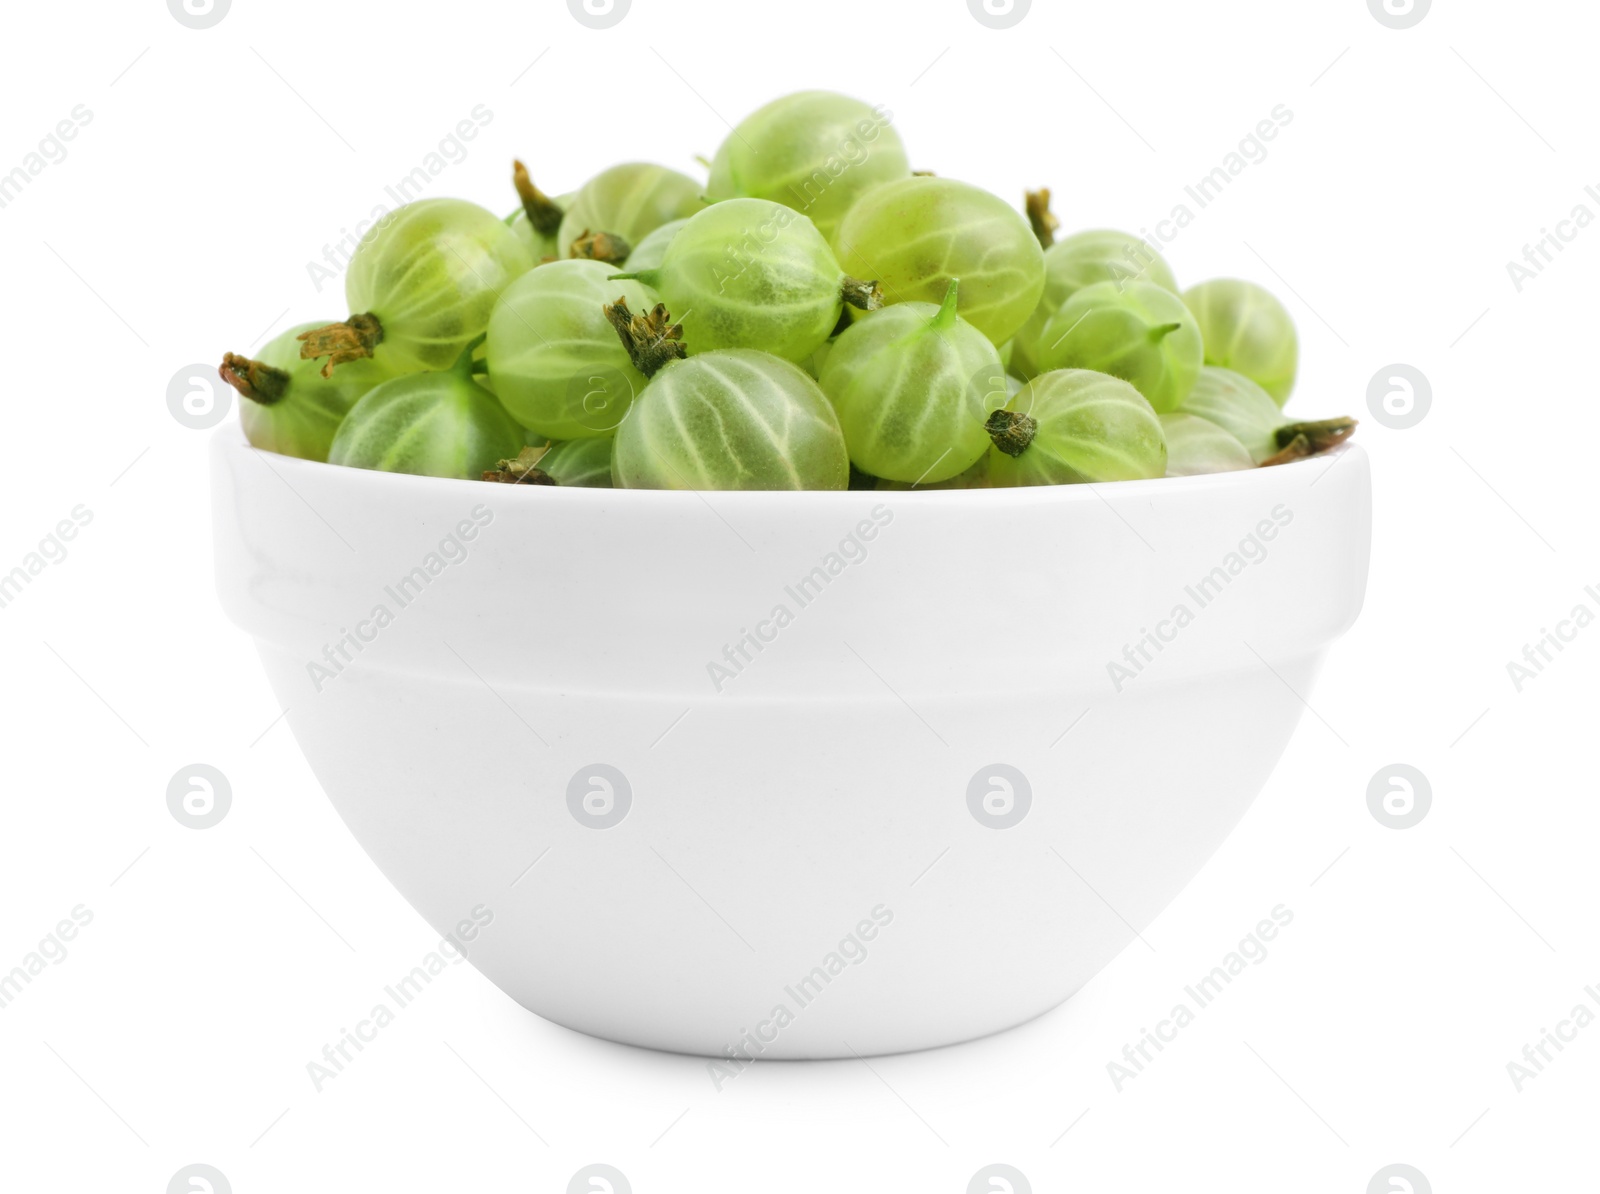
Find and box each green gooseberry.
[537,437,615,488]
[609,327,848,491]
[818,280,1005,484]
[1011,230,1179,380]
[556,162,704,260]
[220,323,396,462]
[328,337,523,480]
[1177,367,1286,464]
[706,90,911,242]
[485,259,659,440]
[623,217,689,273]
[831,176,1045,346]
[299,198,534,377]
[1159,412,1254,476]
[615,198,880,363]
[1182,278,1298,404]
[1035,280,1203,413]
[986,369,1166,486]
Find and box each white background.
[2,0,1596,1190]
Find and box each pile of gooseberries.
[220,90,1354,490]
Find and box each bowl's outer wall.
[213,434,1371,1057]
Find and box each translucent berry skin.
[831,177,1045,346]
[613,349,849,490]
[706,90,910,242]
[1011,230,1179,380]
[345,199,534,374]
[328,355,523,481]
[557,163,704,259]
[818,290,1005,484]
[987,369,1167,487]
[1182,278,1298,404]
[1035,280,1203,413]
[1159,412,1254,476]
[485,260,659,440]
[623,217,689,273]
[537,437,615,488]
[1177,366,1285,463]
[637,199,850,363]
[506,191,576,262]
[235,324,396,462]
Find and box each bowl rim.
[214,426,1364,508]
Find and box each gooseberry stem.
[986,409,1038,457]
[840,276,884,311]
[1275,417,1358,453]
[512,160,565,235]
[218,353,290,405]
[298,313,384,378]
[571,229,632,265]
[931,279,961,330]
[603,296,686,379]
[1025,188,1059,249]
[452,334,488,376]
[1147,322,1183,345]
[482,444,556,485]
[1260,433,1312,467]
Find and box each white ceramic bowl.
[212,431,1370,1058]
